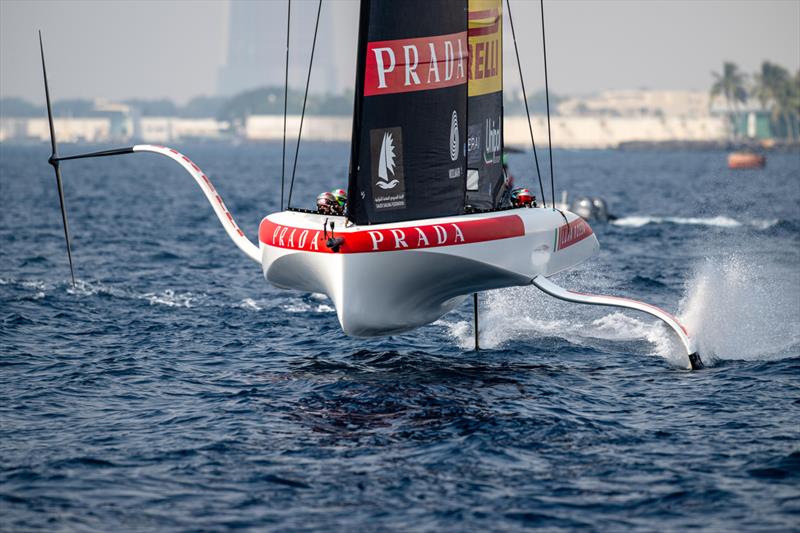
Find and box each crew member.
[510,187,536,208]
[500,154,515,206]
[316,191,337,215]
[331,188,347,215]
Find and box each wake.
[443,256,799,368]
[612,215,778,230]
[679,256,799,364]
[0,277,334,315]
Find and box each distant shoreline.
[3,137,798,154]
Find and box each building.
[0,117,111,143]
[557,90,712,118]
[216,0,355,96]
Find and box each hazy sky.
[1,0,798,104]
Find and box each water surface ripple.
[1,144,799,530]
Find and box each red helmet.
[511,187,534,207]
[316,191,336,214]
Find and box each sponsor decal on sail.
[467,123,481,167]
[364,31,468,96]
[370,127,406,210]
[448,110,462,179]
[484,116,501,164]
[377,131,399,189]
[449,110,459,162]
[468,0,502,97]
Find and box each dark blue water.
[2,142,799,531]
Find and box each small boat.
[37,0,703,369]
[554,191,615,222]
[728,152,766,169]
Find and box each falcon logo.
[377,131,399,190]
[370,127,406,210]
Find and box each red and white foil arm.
[532,275,699,369]
[132,145,260,263]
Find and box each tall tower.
[217,0,284,95]
[216,0,355,97]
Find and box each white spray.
[443,255,799,368]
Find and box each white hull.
[259,208,598,336]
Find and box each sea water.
[1,143,798,530]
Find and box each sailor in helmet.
[316,191,337,215]
[502,153,514,188]
[330,188,347,216]
[510,187,536,208]
[500,153,515,206]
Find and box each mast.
[465,0,504,209]
[345,0,469,226]
[346,0,371,223]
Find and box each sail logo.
[377,132,399,189]
[364,31,468,96]
[484,117,501,164]
[370,127,406,210]
[449,111,459,161]
[468,2,502,97]
[467,124,481,167]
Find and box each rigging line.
[287,0,321,209]
[280,0,291,211]
[505,0,546,208]
[539,0,556,209]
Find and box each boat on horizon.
[728,151,766,169]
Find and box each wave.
[612,215,779,229]
[0,277,301,315]
[282,297,335,314]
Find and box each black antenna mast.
[39,30,76,287]
[539,0,556,209]
[280,0,291,210]
[286,0,322,208]
[506,0,547,207]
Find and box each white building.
[245,115,353,142]
[138,118,226,143]
[0,117,111,143]
[557,90,712,118]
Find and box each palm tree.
[790,70,800,140]
[711,62,748,138]
[753,61,798,140]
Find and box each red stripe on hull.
[556,218,593,251]
[260,215,525,254]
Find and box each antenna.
[38,32,137,287]
[39,30,76,287]
[539,0,556,209]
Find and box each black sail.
[347,0,469,225]
[466,0,504,209]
